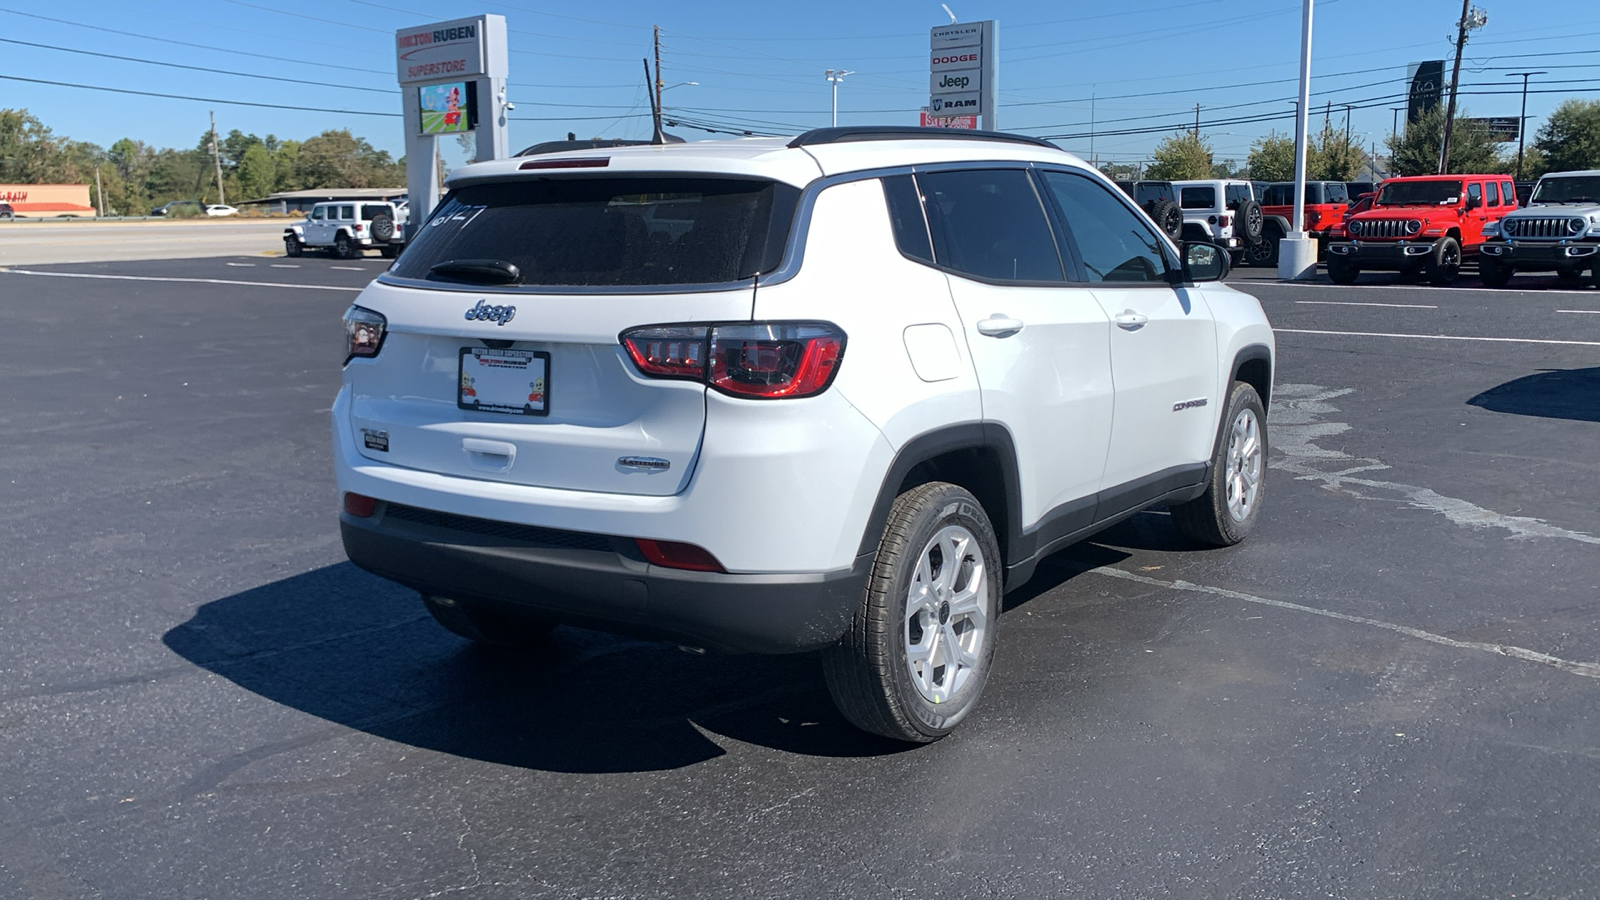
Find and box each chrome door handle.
[1115,311,1149,330]
[976,315,1024,337]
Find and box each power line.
[0,74,399,117]
[0,37,399,95]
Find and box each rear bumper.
[1480,240,1599,268]
[1326,239,1438,269]
[341,504,871,654]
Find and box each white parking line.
[1246,279,1597,296]
[1276,328,1600,347]
[224,262,256,267]
[1557,309,1600,314]
[269,264,300,268]
[331,266,366,271]
[0,268,359,292]
[1294,300,1437,309]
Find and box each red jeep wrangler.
[1255,181,1350,264]
[1325,174,1518,285]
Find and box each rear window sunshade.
[390,176,801,288]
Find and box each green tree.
[294,129,404,188]
[271,140,303,191]
[1144,131,1214,180]
[1246,132,1295,181]
[1386,104,1506,176]
[1310,118,1364,181]
[1532,99,1600,173]
[235,143,277,200]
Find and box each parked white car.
[285,201,405,259]
[333,128,1275,742]
[205,204,239,217]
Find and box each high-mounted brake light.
[343,305,387,364]
[620,322,846,399]
[519,157,611,170]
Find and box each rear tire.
[1428,237,1461,286]
[823,482,1002,743]
[284,235,303,258]
[1171,381,1266,547]
[1478,257,1513,288]
[421,594,555,647]
[1326,255,1360,284]
[334,233,357,260]
[1147,198,1184,242]
[380,244,400,260]
[1244,233,1279,267]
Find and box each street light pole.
[825,69,854,128]
[1507,70,1546,181]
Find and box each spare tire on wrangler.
[1147,198,1183,241]
[370,214,395,242]
[1234,199,1264,243]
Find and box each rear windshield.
[361,204,393,220]
[390,176,800,288]
[1530,175,1600,204]
[1134,182,1173,204]
[1179,186,1215,209]
[1377,180,1462,207]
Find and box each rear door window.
[1180,186,1216,210]
[390,176,800,288]
[340,205,355,220]
[918,168,1065,283]
[1486,182,1500,207]
[1502,181,1516,206]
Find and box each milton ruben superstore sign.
[396,23,478,50]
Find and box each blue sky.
[2,0,1597,170]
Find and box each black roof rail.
[788,126,1059,151]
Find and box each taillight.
[635,538,726,573]
[353,223,364,233]
[343,492,377,517]
[343,305,386,363]
[620,322,846,399]
[1219,215,1231,228]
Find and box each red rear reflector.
[344,492,377,518]
[636,539,726,573]
[519,157,610,170]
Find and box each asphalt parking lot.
[2,255,1598,898]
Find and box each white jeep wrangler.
[333,127,1274,742]
[285,201,405,260]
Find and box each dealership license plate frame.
[457,347,551,417]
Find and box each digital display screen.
[419,82,478,135]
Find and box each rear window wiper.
[428,259,523,285]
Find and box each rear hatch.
[344,174,799,497]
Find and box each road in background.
[1,258,1598,898]
[0,219,290,266]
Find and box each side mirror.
[1180,241,1229,283]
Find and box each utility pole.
[1342,103,1354,143]
[208,111,225,206]
[1194,103,1201,136]
[1507,70,1546,181]
[651,27,665,143]
[1089,90,1096,169]
[93,163,105,217]
[1439,1,1488,173]
[644,58,662,144]
[1391,106,1406,147]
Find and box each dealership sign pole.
[396,15,509,220]
[929,20,997,131]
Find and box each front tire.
[823,482,1002,743]
[1478,256,1513,288]
[1171,381,1266,547]
[1428,237,1461,286]
[1326,255,1360,284]
[1557,267,1584,285]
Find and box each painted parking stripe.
[224,262,256,267]
[270,264,300,268]
[0,268,359,292]
[331,266,366,271]
[1276,328,1600,347]
[1557,309,1600,314]
[1294,300,1437,309]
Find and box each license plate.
[458,347,550,416]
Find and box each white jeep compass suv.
[334,127,1275,742]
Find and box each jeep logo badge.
[464,299,516,326]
